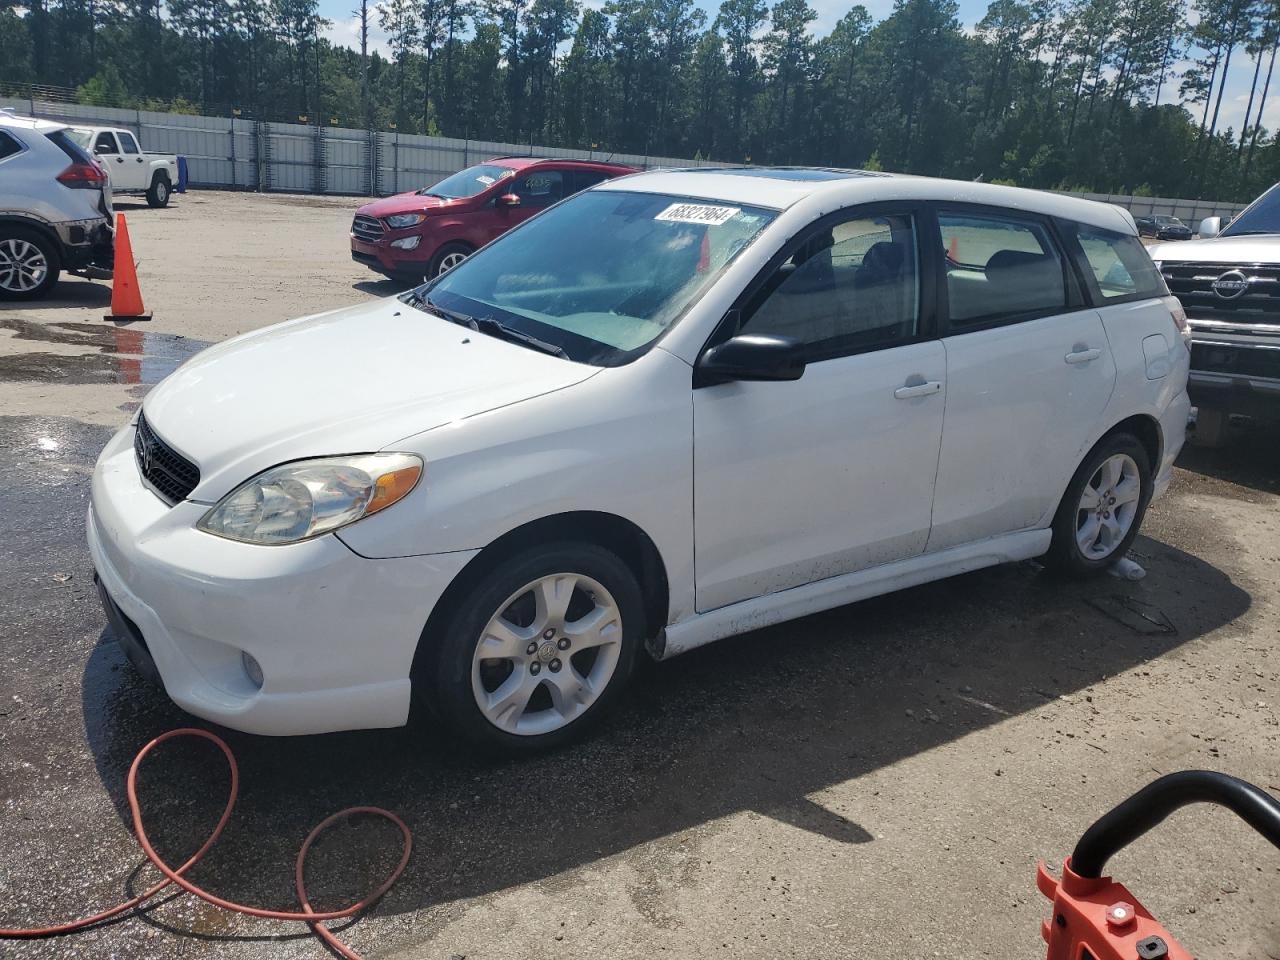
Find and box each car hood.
[141,298,597,502]
[1149,234,1280,262]
[356,193,464,218]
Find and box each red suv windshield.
[419,164,517,199]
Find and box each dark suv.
[350,156,637,281]
[1135,215,1192,240]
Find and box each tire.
[426,242,471,281]
[420,541,644,754]
[1044,432,1152,576]
[0,227,61,300]
[146,175,171,208]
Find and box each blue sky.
[318,0,1272,141]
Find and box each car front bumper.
[350,236,429,276]
[1187,328,1280,420]
[88,421,477,735]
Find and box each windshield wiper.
[1223,229,1277,236]
[416,296,568,358]
[467,315,568,358]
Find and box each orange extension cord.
[0,728,412,959]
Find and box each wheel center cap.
[538,641,557,663]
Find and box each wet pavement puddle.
[0,318,209,385]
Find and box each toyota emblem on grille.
[1211,269,1250,299]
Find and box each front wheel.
[421,542,644,753]
[425,242,471,281]
[146,175,171,208]
[1044,432,1152,576]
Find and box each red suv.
[350,156,637,281]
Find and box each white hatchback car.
[90,168,1190,751]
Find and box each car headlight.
[197,453,422,545]
[385,212,428,229]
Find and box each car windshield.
[417,190,777,365]
[420,163,515,199]
[1222,183,1280,236]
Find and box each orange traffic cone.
[104,213,151,321]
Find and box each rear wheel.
[1045,432,1152,576]
[420,542,644,753]
[146,175,171,208]
[0,227,60,300]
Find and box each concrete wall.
[2,96,1251,227]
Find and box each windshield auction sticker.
[655,203,741,225]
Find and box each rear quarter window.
[1076,225,1165,300]
[0,130,23,160]
[45,129,95,165]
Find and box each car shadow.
[353,278,412,297]
[78,527,1251,935]
[3,277,113,310]
[1176,417,1280,497]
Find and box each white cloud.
[322,2,395,58]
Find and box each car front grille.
[351,215,384,243]
[134,412,200,503]
[1160,261,1280,326]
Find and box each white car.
[89,169,1190,751]
[67,126,178,208]
[0,111,114,300]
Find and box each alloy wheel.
[471,573,623,736]
[1075,453,1141,560]
[0,238,48,293]
[438,251,467,275]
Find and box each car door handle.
[135,157,144,162]
[894,380,942,399]
[1065,347,1103,364]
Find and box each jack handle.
[1071,770,1280,879]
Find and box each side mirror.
[1198,216,1222,239]
[497,193,521,208]
[695,334,806,386]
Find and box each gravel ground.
[0,190,1277,960]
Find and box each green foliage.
[6,0,1280,199]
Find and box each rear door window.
[118,132,140,155]
[939,211,1068,328]
[1073,225,1166,300]
[566,170,611,194]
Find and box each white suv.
[0,111,114,299]
[89,169,1190,752]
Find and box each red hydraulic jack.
[1038,771,1280,960]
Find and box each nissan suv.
[0,111,114,300]
[350,156,636,281]
[1149,186,1280,442]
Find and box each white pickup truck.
[67,126,178,208]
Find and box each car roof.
[603,167,1136,233]
[485,155,636,172]
[0,111,67,134]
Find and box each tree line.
[2,0,1280,200]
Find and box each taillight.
[57,161,107,189]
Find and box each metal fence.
[0,95,1252,227]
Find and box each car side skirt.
[652,529,1052,660]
